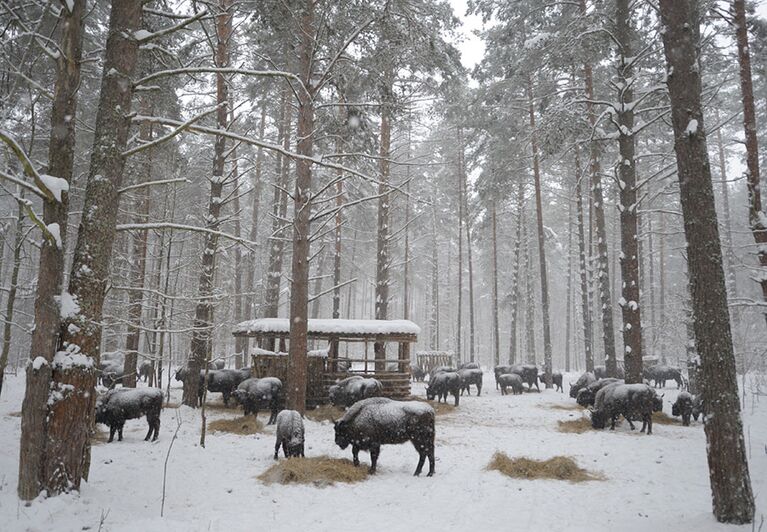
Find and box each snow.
[686,119,698,136]
[52,351,94,369]
[133,29,154,41]
[47,222,62,249]
[39,174,69,202]
[0,371,765,531]
[31,356,48,371]
[233,318,421,337]
[58,291,80,319]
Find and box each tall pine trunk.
[733,0,767,328]
[574,146,594,371]
[286,0,316,413]
[659,0,755,522]
[0,197,24,396]
[491,199,500,366]
[508,178,524,364]
[184,0,232,406]
[615,0,642,383]
[459,128,476,362]
[527,78,553,387]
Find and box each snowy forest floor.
[0,371,765,532]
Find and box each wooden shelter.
[232,318,420,403]
[415,350,456,373]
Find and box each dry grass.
[652,411,678,425]
[6,411,21,417]
[544,403,584,412]
[304,404,345,423]
[208,416,264,435]
[404,396,456,416]
[258,456,369,486]
[487,452,602,482]
[556,415,594,434]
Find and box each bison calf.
[672,391,694,426]
[95,387,163,443]
[334,397,435,476]
[498,373,524,395]
[274,410,305,459]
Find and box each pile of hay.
[304,404,345,423]
[544,403,584,412]
[652,411,678,425]
[556,415,594,433]
[258,457,368,486]
[487,452,601,482]
[208,416,264,435]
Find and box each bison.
[457,367,483,396]
[590,383,662,435]
[95,387,163,443]
[425,371,461,406]
[274,410,305,459]
[232,377,283,424]
[575,378,622,408]
[497,373,524,395]
[333,397,435,476]
[672,391,694,426]
[569,371,597,399]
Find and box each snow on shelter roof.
[232,318,420,340]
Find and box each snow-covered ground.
[0,371,764,532]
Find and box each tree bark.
[430,208,440,349]
[574,146,594,371]
[491,199,500,366]
[524,221,536,363]
[48,0,141,495]
[286,0,316,413]
[659,0,755,522]
[231,105,245,367]
[733,0,767,328]
[0,197,24,397]
[615,0,642,383]
[185,0,232,406]
[527,78,553,387]
[714,108,738,301]
[374,72,393,369]
[460,128,476,363]
[508,178,524,365]
[123,94,154,388]
[581,0,617,376]
[456,128,463,360]
[564,187,573,373]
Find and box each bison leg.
[352,445,360,467]
[274,438,281,460]
[453,392,459,407]
[626,416,636,431]
[414,451,426,477]
[646,414,653,435]
[117,422,125,442]
[534,381,540,393]
[145,421,153,441]
[222,391,230,406]
[282,440,290,458]
[369,445,380,474]
[108,425,117,443]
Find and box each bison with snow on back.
[645,365,684,389]
[232,377,283,424]
[590,383,663,435]
[510,364,539,392]
[139,361,153,382]
[429,366,455,381]
[334,397,436,476]
[575,378,622,407]
[457,367,483,396]
[205,368,252,406]
[426,371,461,406]
[672,391,694,426]
[569,371,597,399]
[95,387,163,443]
[329,376,382,408]
[538,371,563,392]
[410,365,426,382]
[594,365,625,379]
[497,373,524,395]
[458,362,480,370]
[493,365,514,390]
[274,410,305,459]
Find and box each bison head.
[334,420,351,449]
[652,394,664,413]
[425,383,436,401]
[576,388,594,408]
[231,389,247,406]
[590,409,607,429]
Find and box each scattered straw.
[304,404,345,423]
[258,456,369,486]
[208,416,264,435]
[487,452,601,482]
[545,403,584,412]
[652,412,678,425]
[557,416,594,434]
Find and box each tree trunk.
[659,211,666,362]
[232,104,245,368]
[733,0,767,328]
[430,208,440,349]
[123,94,154,389]
[509,178,524,365]
[564,187,573,373]
[524,222,536,363]
[581,0,617,376]
[0,198,24,397]
[659,0,755,522]
[491,199,500,366]
[17,0,84,501]
[185,0,232,407]
[714,108,738,301]
[527,78,553,387]
[332,109,344,319]
[286,0,315,414]
[44,0,140,495]
[574,146,594,371]
[615,0,642,383]
[374,73,393,369]
[263,83,292,324]
[244,103,267,327]
[460,129,476,363]
[456,128,463,360]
